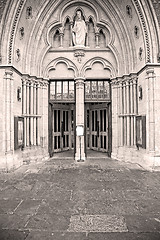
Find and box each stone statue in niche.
[72,10,87,46]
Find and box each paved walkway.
[0,156,160,239]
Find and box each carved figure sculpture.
[72,10,87,46]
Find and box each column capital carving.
[29,79,35,86]
[5,69,13,76]
[4,69,13,81]
[126,79,130,86]
[132,77,137,85]
[146,67,155,77]
[75,77,85,82]
[36,79,42,88]
[21,75,29,82]
[22,78,27,85]
[122,75,130,82]
[122,80,126,87]
[130,74,138,84]
[40,80,49,88]
[111,79,119,88]
[25,78,30,86]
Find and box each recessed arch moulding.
[46,57,115,80]
[23,0,140,78]
[1,0,159,77]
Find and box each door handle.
[97,121,99,137]
[61,121,64,137]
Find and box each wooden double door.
[49,103,75,155]
[85,103,111,155]
[49,102,111,157]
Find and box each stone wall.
[151,0,160,26]
[0,0,7,22]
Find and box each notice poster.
[76,125,84,136]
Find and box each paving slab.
[0,154,160,239]
[0,199,21,214]
[0,213,30,229]
[26,213,70,231]
[26,231,87,240]
[0,229,29,240]
[88,232,160,240]
[125,215,160,232]
[14,199,41,216]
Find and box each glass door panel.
[49,81,75,101]
[56,81,62,100]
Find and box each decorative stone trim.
[8,0,25,64]
[133,0,150,63]
[74,49,85,63]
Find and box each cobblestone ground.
[0,156,160,240]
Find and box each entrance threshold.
[51,150,74,159]
[87,150,109,159]
[51,149,109,160]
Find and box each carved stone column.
[75,77,85,161]
[4,70,13,153]
[70,22,73,47]
[30,80,34,145]
[33,81,37,145]
[36,81,41,145]
[118,79,123,146]
[95,32,99,48]
[126,78,130,146]
[133,76,138,146]
[43,79,49,149]
[111,79,119,158]
[146,68,155,152]
[40,79,48,149]
[130,78,134,146]
[26,80,30,146]
[59,32,64,48]
[86,21,89,47]
[22,77,27,147]
[122,80,126,145]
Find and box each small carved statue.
[16,49,20,61]
[126,5,132,18]
[72,10,87,46]
[134,26,139,38]
[139,47,143,61]
[26,6,32,19]
[20,27,24,39]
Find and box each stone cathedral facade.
[0,0,160,171]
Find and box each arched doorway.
[48,77,112,159]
